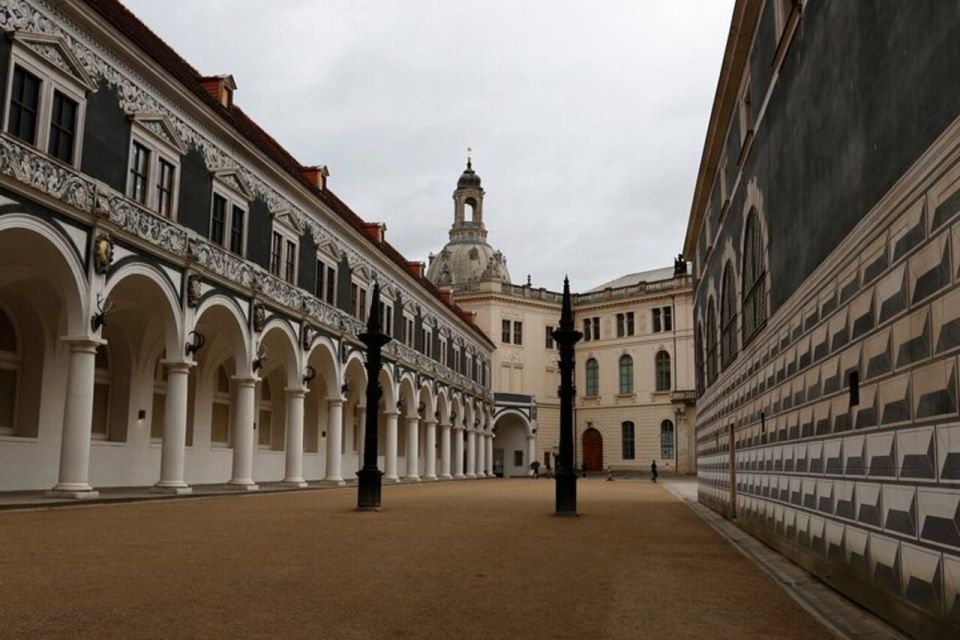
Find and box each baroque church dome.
[426,158,511,289]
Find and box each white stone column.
[439,421,452,479]
[282,387,307,487]
[486,434,494,477]
[405,415,420,481]
[453,426,465,479]
[424,419,437,480]
[466,431,477,478]
[229,376,258,490]
[49,338,100,498]
[154,361,192,494]
[384,410,400,482]
[324,398,345,485]
[527,436,537,476]
[476,433,485,478]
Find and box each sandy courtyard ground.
[0,479,828,639]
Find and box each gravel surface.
[0,479,828,639]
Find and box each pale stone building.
[0,0,496,496]
[428,161,697,476]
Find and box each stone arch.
[102,262,184,364]
[193,295,252,371]
[398,374,418,418]
[258,317,302,390]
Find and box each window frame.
[269,223,299,284]
[585,357,599,397]
[660,420,675,459]
[209,174,250,257]
[502,319,511,344]
[621,421,635,460]
[127,115,185,219]
[513,321,523,346]
[314,255,338,306]
[618,354,634,395]
[3,36,91,170]
[655,350,671,392]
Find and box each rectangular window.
[591,317,600,340]
[502,319,511,343]
[626,312,635,336]
[622,422,635,460]
[545,326,554,349]
[325,266,336,305]
[359,288,367,321]
[583,319,591,342]
[653,308,662,333]
[156,158,175,217]
[47,90,77,164]
[8,66,40,144]
[616,313,624,338]
[229,206,245,254]
[270,232,283,276]
[513,321,523,345]
[130,142,150,205]
[211,194,226,246]
[664,306,673,331]
[284,239,296,283]
[513,450,524,467]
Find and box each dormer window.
[209,170,251,256]
[126,114,186,218]
[4,33,93,168]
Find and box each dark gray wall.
[177,146,211,237]
[336,255,352,313]
[247,197,271,268]
[697,1,960,325]
[80,84,130,193]
[297,230,316,292]
[393,294,404,341]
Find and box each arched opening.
[211,364,232,445]
[655,350,671,392]
[0,304,21,436]
[465,197,478,223]
[91,345,112,440]
[342,355,367,476]
[706,298,718,386]
[720,262,737,368]
[492,411,530,477]
[742,208,767,344]
[582,427,603,472]
[304,340,338,479]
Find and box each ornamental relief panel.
[0,135,95,212]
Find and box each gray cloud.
[123,0,732,290]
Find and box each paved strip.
[661,478,907,640]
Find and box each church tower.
[426,152,511,289]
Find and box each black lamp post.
[552,277,582,515]
[357,282,391,511]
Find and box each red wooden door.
[582,428,603,471]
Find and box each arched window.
[621,421,635,460]
[655,351,671,392]
[660,420,675,459]
[211,364,232,444]
[706,298,718,385]
[695,321,705,394]
[150,357,167,440]
[618,354,633,394]
[585,358,599,396]
[0,305,20,435]
[91,345,111,440]
[720,262,738,368]
[258,377,273,449]
[742,209,767,343]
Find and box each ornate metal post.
[552,277,582,515]
[357,282,391,511]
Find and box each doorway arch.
[582,428,603,471]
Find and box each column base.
[320,478,346,487]
[384,475,401,483]
[403,476,421,482]
[46,488,99,500]
[438,474,452,480]
[454,473,466,480]
[226,481,259,491]
[423,474,438,481]
[151,484,193,495]
[281,480,308,488]
[466,473,477,479]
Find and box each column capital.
[439,420,452,428]
[162,360,194,374]
[285,387,308,398]
[327,397,344,407]
[424,419,437,427]
[232,375,259,387]
[60,335,105,352]
[383,409,400,418]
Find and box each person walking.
[651,459,658,483]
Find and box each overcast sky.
[123,0,733,291]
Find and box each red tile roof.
[80,0,494,349]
